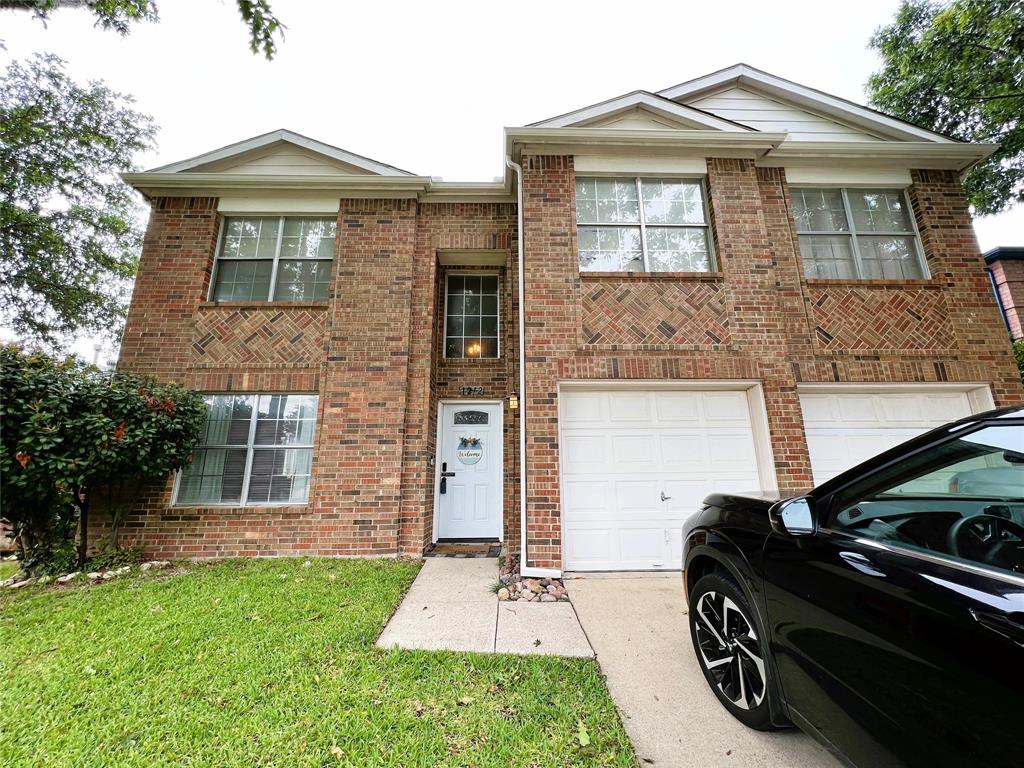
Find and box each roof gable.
[658,64,956,144]
[529,91,753,132]
[150,129,414,176]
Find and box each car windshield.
[868,425,1024,502]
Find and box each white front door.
[436,402,503,540]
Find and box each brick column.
[708,159,813,493]
[314,198,417,555]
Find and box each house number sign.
[460,386,485,397]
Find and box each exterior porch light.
[508,392,519,410]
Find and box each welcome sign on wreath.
[457,437,483,465]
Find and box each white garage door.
[800,389,976,485]
[560,389,767,571]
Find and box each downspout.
[505,156,560,579]
[987,266,1013,338]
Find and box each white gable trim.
[529,91,752,132]
[150,129,414,176]
[658,64,956,144]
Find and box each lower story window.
[174,393,317,506]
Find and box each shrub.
[0,345,206,573]
[1014,339,1024,383]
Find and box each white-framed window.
[210,217,336,301]
[174,393,317,506]
[444,273,500,359]
[574,177,715,273]
[790,188,928,280]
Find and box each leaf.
[457,696,473,707]
[576,719,590,747]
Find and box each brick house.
[111,64,1021,575]
[985,246,1024,340]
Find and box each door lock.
[660,491,672,502]
[440,461,455,478]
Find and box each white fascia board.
[758,141,998,172]
[121,172,431,199]
[658,64,957,144]
[420,181,515,204]
[531,91,751,132]
[506,128,787,161]
[149,129,415,176]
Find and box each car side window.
[827,424,1024,578]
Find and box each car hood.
[702,490,783,512]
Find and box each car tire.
[688,572,777,730]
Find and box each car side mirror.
[769,496,817,537]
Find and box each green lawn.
[0,560,18,580]
[0,558,635,768]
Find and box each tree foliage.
[0,344,206,572]
[868,0,1024,215]
[1,54,156,347]
[2,0,285,58]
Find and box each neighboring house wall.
[985,248,1024,340]
[518,157,1021,570]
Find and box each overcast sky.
[3,0,1020,357]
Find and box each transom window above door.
[790,188,928,280]
[211,216,336,302]
[445,274,499,359]
[575,177,715,273]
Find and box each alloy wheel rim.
[694,590,766,710]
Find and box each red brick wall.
[519,157,1021,570]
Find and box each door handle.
[970,608,1024,644]
[839,551,887,578]
[660,491,672,501]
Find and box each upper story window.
[444,274,499,359]
[174,393,318,506]
[790,188,928,280]
[210,217,336,302]
[575,177,714,273]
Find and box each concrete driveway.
[569,573,840,768]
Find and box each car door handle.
[970,608,1024,644]
[839,551,887,578]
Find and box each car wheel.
[688,572,777,730]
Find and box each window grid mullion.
[635,177,650,272]
[840,188,866,279]
[267,216,285,301]
[239,396,260,506]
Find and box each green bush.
[86,545,144,572]
[0,344,206,574]
[1014,339,1024,383]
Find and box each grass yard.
[0,560,18,580]
[0,558,636,768]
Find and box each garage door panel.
[702,391,750,422]
[611,434,656,466]
[608,392,652,422]
[561,388,767,571]
[660,434,707,469]
[562,392,603,424]
[619,528,666,562]
[654,391,701,422]
[837,395,880,423]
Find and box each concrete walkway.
[569,573,839,768]
[376,558,593,658]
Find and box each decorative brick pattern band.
[191,306,327,367]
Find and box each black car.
[683,406,1024,768]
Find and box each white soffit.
[529,91,753,132]
[783,166,912,187]
[658,64,957,144]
